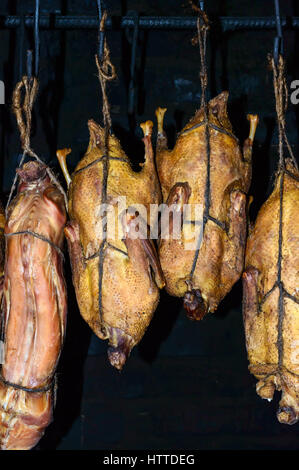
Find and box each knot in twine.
[12,76,39,158]
[7,76,68,214]
[95,10,117,133]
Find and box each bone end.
[140,120,153,138]
[247,114,259,142]
[56,148,71,159]
[56,148,72,187]
[155,107,167,135]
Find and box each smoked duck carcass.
[0,161,67,450]
[243,158,299,425]
[57,120,165,370]
[155,92,258,320]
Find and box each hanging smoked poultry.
[156,93,258,320]
[155,10,258,321]
[243,55,299,425]
[57,120,164,370]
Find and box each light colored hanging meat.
[57,120,164,370]
[0,161,67,450]
[0,201,5,302]
[156,92,258,320]
[243,159,299,425]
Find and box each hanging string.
[95,10,116,140]
[190,2,210,113]
[188,3,212,284]
[6,77,68,215]
[269,54,298,171]
[13,76,39,156]
[6,0,67,215]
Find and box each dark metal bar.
[2,15,299,31]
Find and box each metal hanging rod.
[1,15,299,31]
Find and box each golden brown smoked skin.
[243,159,299,425]
[58,121,164,370]
[156,92,258,319]
[0,161,67,450]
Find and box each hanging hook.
[18,14,25,80]
[127,10,139,116]
[34,0,40,77]
[97,0,106,62]
[26,50,33,79]
[25,0,40,79]
[274,0,283,66]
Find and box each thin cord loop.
[95,10,117,133]
[6,76,68,216]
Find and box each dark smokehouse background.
[0,0,299,450]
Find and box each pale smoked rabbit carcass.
[0,201,5,303]
[0,161,67,450]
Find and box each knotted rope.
[269,54,298,171]
[190,2,210,112]
[6,76,68,216]
[95,10,117,148]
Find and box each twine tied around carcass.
[188,4,213,282]
[6,76,68,216]
[94,9,117,327]
[269,53,298,171]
